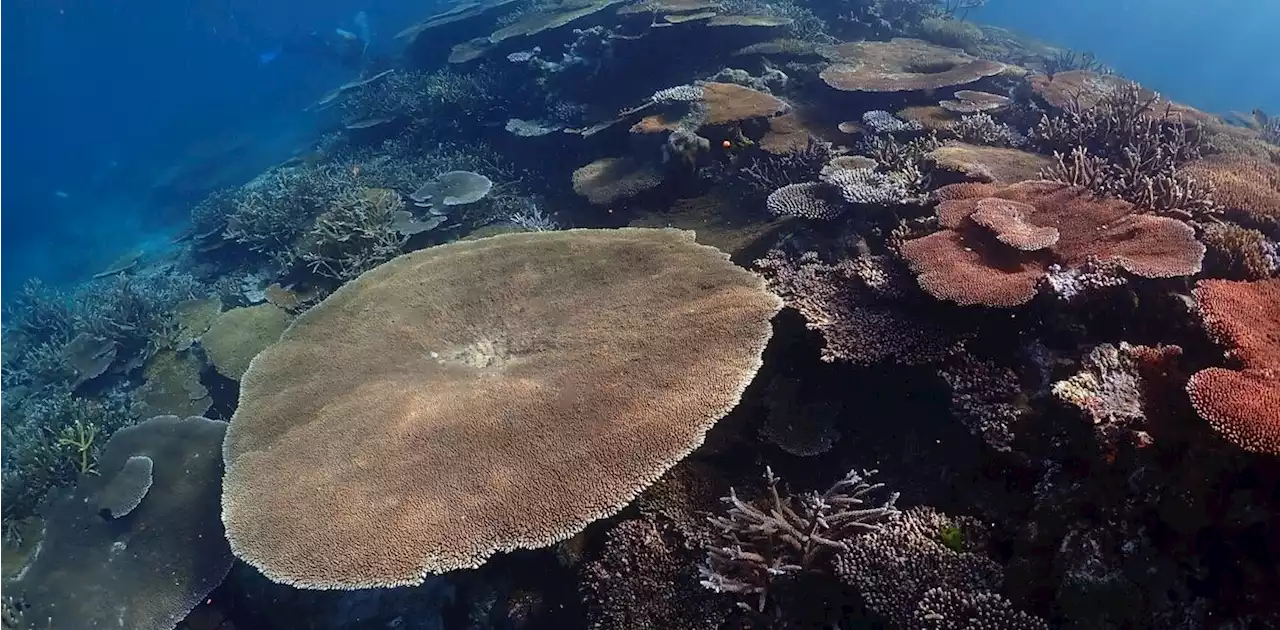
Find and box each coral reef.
[6,5,1280,629]
[700,468,899,613]
[900,180,1204,306]
[221,229,781,588]
[1186,278,1280,454]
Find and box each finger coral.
[1186,278,1280,455]
[900,181,1205,307]
[221,228,782,588]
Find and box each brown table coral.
[817,38,1006,93]
[221,228,782,588]
[899,181,1205,307]
[1186,278,1280,455]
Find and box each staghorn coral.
[947,113,1023,147]
[862,109,924,135]
[1,385,136,524]
[700,468,899,613]
[5,416,232,630]
[1186,278,1280,454]
[820,164,921,206]
[835,506,1046,630]
[836,0,940,40]
[859,131,943,173]
[1031,79,1212,214]
[900,181,1205,307]
[732,137,835,198]
[918,16,984,51]
[221,228,782,588]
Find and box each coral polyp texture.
[1186,278,1280,455]
[900,180,1205,307]
[220,228,782,588]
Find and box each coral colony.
[3,0,1279,629]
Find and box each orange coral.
[1186,278,1280,455]
[900,181,1205,307]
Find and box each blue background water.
[2,0,1277,288]
[1,0,431,286]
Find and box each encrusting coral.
[221,228,782,588]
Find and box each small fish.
[335,28,358,41]
[54,190,70,199]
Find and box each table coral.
[1186,278,1280,455]
[900,181,1205,307]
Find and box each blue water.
[2,0,1277,287]
[1,0,432,286]
[974,0,1280,115]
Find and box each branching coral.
[700,468,899,613]
[756,246,961,364]
[835,506,1046,629]
[900,181,1205,307]
[732,138,835,199]
[1198,222,1278,280]
[947,113,1024,147]
[1,385,135,524]
[939,353,1027,452]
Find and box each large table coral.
[1186,278,1280,455]
[899,181,1205,307]
[221,228,782,589]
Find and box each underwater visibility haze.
[2,0,1279,628]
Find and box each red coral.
[1186,278,1280,454]
[899,181,1205,307]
